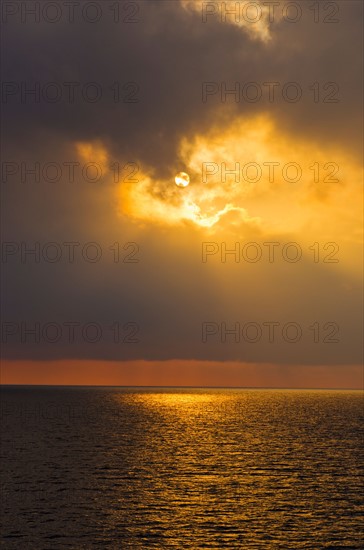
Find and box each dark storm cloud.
[2,0,363,171]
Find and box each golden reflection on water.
[113,390,239,422]
[106,390,364,548]
[2,388,363,548]
[131,391,229,408]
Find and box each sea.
[1,387,363,549]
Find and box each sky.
[1,0,363,387]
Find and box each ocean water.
[0,387,363,549]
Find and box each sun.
[175,171,190,188]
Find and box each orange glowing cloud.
[109,113,362,246]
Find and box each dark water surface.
[1,387,363,549]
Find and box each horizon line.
[0,384,362,391]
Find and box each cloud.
[1,1,363,377]
[180,0,273,43]
[2,0,363,164]
[71,112,362,242]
